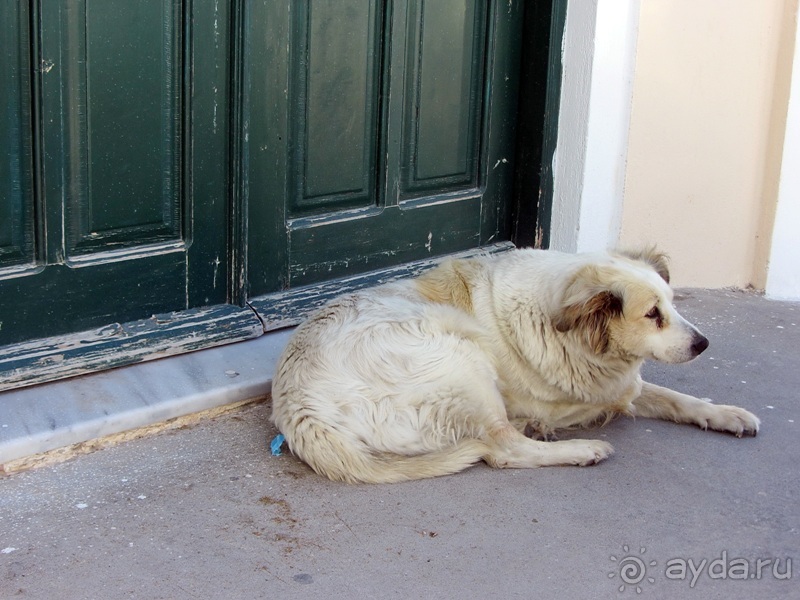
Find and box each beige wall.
[619,0,798,288]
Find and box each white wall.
[551,0,800,299]
[549,0,597,253]
[576,0,641,253]
[550,0,640,253]
[766,7,800,300]
[619,0,792,289]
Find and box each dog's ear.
[555,291,623,354]
[554,267,624,354]
[618,247,670,284]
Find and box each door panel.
[0,0,230,346]
[290,0,384,216]
[245,0,522,294]
[65,0,183,256]
[0,2,36,272]
[39,0,187,273]
[402,0,485,194]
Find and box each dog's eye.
[645,306,663,327]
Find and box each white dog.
[270,248,760,483]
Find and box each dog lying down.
[270,248,760,483]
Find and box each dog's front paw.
[701,403,760,437]
[562,439,614,466]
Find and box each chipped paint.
[0,306,263,393]
[493,158,509,169]
[212,256,221,289]
[534,225,544,249]
[212,86,219,134]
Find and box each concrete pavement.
[0,289,798,599]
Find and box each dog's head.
[553,249,709,363]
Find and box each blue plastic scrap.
[270,434,286,456]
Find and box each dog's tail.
[282,423,488,484]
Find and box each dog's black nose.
[691,334,709,356]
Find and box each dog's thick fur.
[270,249,760,483]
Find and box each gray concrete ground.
[0,289,798,600]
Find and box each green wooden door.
[243,0,523,297]
[1,0,558,389]
[0,0,230,346]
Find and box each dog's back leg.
[482,423,613,468]
[457,376,614,468]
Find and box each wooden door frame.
[512,0,566,250]
[0,0,567,392]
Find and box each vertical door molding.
[0,2,36,274]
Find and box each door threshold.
[0,328,293,472]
